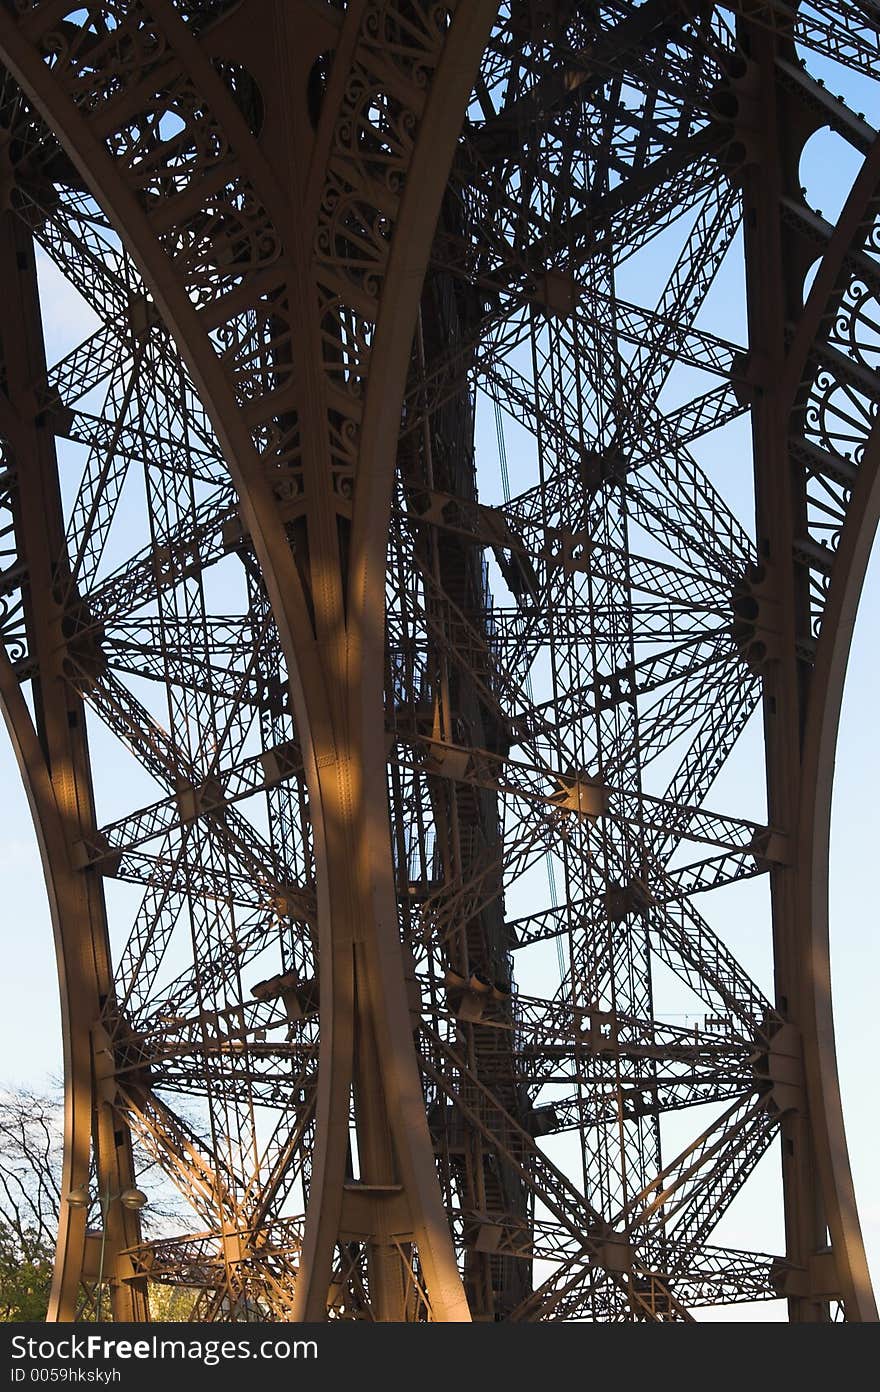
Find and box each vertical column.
[738,16,830,1320]
[0,213,146,1321]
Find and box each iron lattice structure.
[0,0,877,1322]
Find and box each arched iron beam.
[739,11,878,1320]
[780,117,880,1331]
[779,120,880,1324]
[796,413,880,1324]
[0,645,145,1321]
[0,207,146,1322]
[0,0,497,1320]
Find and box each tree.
[0,1091,62,1321]
[0,1223,55,1321]
[0,1088,195,1321]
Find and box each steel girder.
[0,0,875,1323]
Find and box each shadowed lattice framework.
[0,0,877,1322]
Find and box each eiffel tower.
[0,0,876,1322]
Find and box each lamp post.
[65,1185,148,1320]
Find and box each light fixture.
[119,1187,148,1211]
[65,1186,90,1209]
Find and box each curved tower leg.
[0,215,146,1322]
[737,8,878,1320]
[0,0,497,1321]
[797,413,880,1323]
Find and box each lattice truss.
[0,0,877,1322]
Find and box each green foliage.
[0,1089,197,1323]
[146,1282,199,1322]
[0,1221,54,1322]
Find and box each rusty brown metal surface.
[0,0,875,1321]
